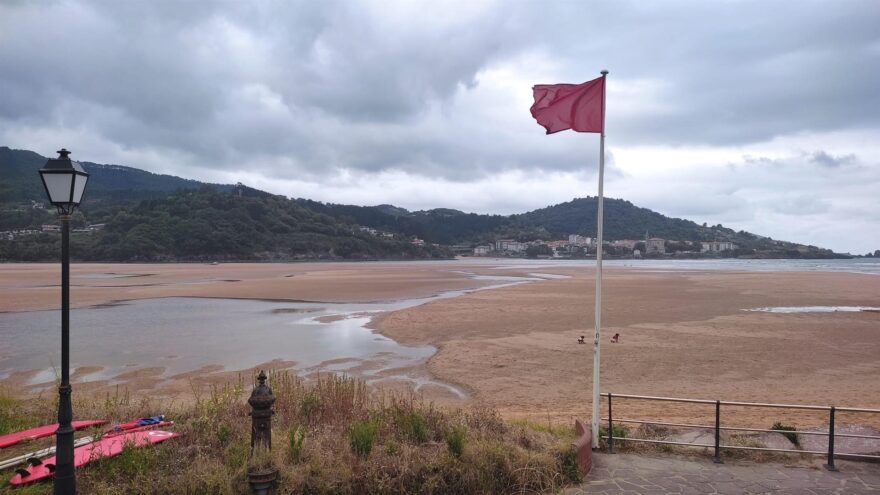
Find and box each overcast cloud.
[1,0,878,253]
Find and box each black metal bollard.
[249,370,276,452]
[248,370,277,495]
[826,406,837,471]
[713,400,722,464]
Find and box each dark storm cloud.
[0,0,878,181]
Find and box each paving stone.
[570,452,879,495]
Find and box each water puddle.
[0,277,536,398]
[744,306,880,314]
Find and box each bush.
[558,445,582,484]
[288,426,306,462]
[446,427,466,458]
[398,411,429,443]
[599,424,628,441]
[349,419,379,458]
[771,422,799,446]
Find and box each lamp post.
[38,148,89,495]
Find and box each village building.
[701,241,737,252]
[494,239,526,253]
[473,245,492,256]
[568,234,591,246]
[646,237,666,254]
[610,239,638,249]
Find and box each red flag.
[530,76,605,134]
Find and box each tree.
[525,244,552,258]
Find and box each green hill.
[0,146,845,260]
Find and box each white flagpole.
[591,69,608,448]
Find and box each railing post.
[607,393,614,453]
[826,406,837,471]
[713,400,722,464]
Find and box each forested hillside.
[1,146,845,260]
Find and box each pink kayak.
[0,421,107,449]
[10,429,179,485]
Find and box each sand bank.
[374,266,880,428]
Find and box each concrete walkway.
[564,452,879,494]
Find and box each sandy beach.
[2,261,878,429]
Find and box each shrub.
[599,424,628,441]
[398,411,429,443]
[216,425,230,445]
[350,419,379,458]
[289,426,306,462]
[446,426,466,458]
[771,422,799,446]
[557,445,582,483]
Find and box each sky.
[1,1,878,254]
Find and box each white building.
[610,239,638,249]
[495,239,526,253]
[701,241,737,253]
[568,234,592,246]
[473,245,492,256]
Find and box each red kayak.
[0,421,107,449]
[10,429,179,485]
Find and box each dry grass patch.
[0,373,580,494]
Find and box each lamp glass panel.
[41,173,74,204]
[71,173,88,204]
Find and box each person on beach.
[610,333,620,343]
[577,335,586,344]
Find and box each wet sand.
[2,261,879,428]
[0,262,490,312]
[374,267,880,428]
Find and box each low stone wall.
[573,419,593,475]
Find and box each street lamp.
[38,148,89,495]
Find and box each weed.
[384,440,399,456]
[216,424,231,445]
[771,422,799,446]
[288,426,306,462]
[349,419,379,459]
[599,424,628,440]
[398,411,429,443]
[446,426,466,458]
[557,444,582,484]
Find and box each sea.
[472,257,880,275]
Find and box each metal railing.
[600,392,880,470]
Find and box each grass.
[0,372,581,494]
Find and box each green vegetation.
[0,188,451,261]
[349,419,379,458]
[599,424,629,444]
[1,146,847,260]
[445,426,466,458]
[396,411,429,444]
[0,374,581,494]
[288,426,306,462]
[771,422,799,446]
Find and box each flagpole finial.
[601,70,609,75]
